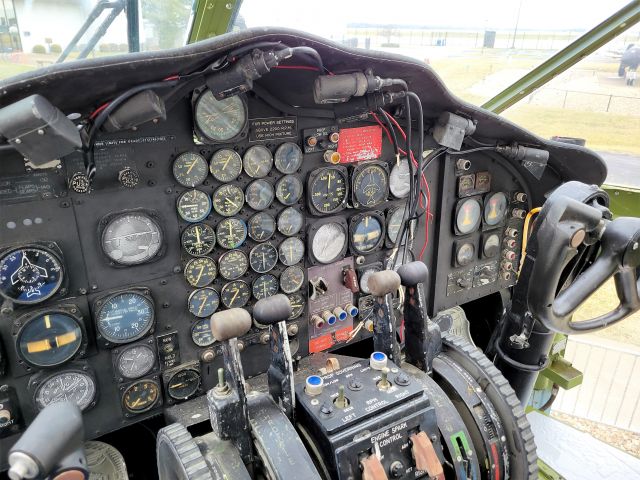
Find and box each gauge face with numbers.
[116,344,156,379]
[173,152,209,187]
[277,208,304,236]
[212,184,244,216]
[35,370,96,411]
[191,318,216,347]
[276,175,303,206]
[243,145,273,178]
[287,293,305,319]
[245,179,275,211]
[177,190,212,223]
[279,237,304,266]
[194,90,247,142]
[221,280,250,308]
[122,379,160,413]
[274,142,303,174]
[188,287,219,318]
[249,243,278,273]
[248,212,276,242]
[216,218,247,249]
[252,274,279,300]
[181,223,216,256]
[210,149,242,182]
[280,266,304,294]
[218,250,249,280]
[309,167,347,214]
[184,257,217,287]
[96,291,154,344]
[353,164,389,208]
[167,369,201,400]
[351,214,383,254]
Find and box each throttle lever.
[368,270,402,364]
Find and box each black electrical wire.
[407,91,424,216]
[447,146,496,155]
[252,84,335,119]
[377,107,400,159]
[289,46,325,72]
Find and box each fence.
[527,87,640,116]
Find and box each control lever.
[368,270,402,364]
[8,402,87,480]
[208,308,253,465]
[252,294,295,419]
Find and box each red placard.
[337,125,382,163]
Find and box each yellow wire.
[518,207,542,276]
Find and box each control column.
[367,270,402,364]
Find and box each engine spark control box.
[295,357,444,479]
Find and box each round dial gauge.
[387,206,406,244]
[280,266,304,294]
[359,267,381,294]
[210,149,242,182]
[245,179,274,211]
[456,198,482,235]
[389,159,411,199]
[351,214,383,253]
[188,288,219,318]
[167,369,200,401]
[249,243,278,273]
[0,246,64,305]
[243,145,273,178]
[181,223,215,256]
[18,312,83,367]
[102,213,163,264]
[484,192,508,226]
[212,184,244,217]
[389,249,415,271]
[288,293,305,319]
[221,280,250,308]
[35,371,96,411]
[277,208,304,236]
[96,291,154,344]
[275,175,303,206]
[483,233,501,258]
[177,190,212,223]
[173,152,209,188]
[116,344,155,379]
[252,274,279,300]
[248,212,276,242]
[353,164,389,208]
[194,90,246,142]
[218,250,249,280]
[216,218,247,249]
[184,257,217,287]
[122,379,160,414]
[274,142,303,174]
[191,318,216,347]
[309,167,347,214]
[456,243,475,266]
[279,237,304,266]
[311,222,346,264]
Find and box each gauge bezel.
[172,152,209,188]
[180,223,216,257]
[385,204,408,248]
[113,341,158,380]
[0,242,67,305]
[99,210,166,266]
[184,257,218,287]
[29,365,98,412]
[163,365,201,402]
[176,190,212,223]
[121,378,162,414]
[94,288,155,347]
[209,148,243,182]
[14,306,87,369]
[187,287,220,318]
[453,197,482,236]
[251,274,279,300]
[247,212,276,242]
[243,145,273,179]
[482,232,502,258]
[348,211,385,255]
[306,166,349,216]
[482,191,509,229]
[215,217,248,249]
[218,249,249,280]
[351,161,390,209]
[249,243,278,273]
[389,158,411,199]
[274,142,304,174]
[278,237,305,267]
[275,175,304,206]
[220,280,251,309]
[356,262,383,295]
[307,217,348,265]
[277,207,304,237]
[192,89,248,144]
[245,179,275,211]
[279,265,305,294]
[212,184,245,217]
[287,293,306,320]
[454,240,477,267]
[191,317,216,347]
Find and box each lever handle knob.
[210,308,252,342]
[368,270,401,296]
[397,261,429,286]
[252,294,292,326]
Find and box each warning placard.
[337,125,383,163]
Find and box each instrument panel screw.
[91,285,98,290]
[37,129,44,135]
[78,288,87,295]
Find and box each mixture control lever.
[208,308,253,465]
[252,294,295,420]
[368,269,402,364]
[8,402,87,480]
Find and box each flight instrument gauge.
[310,222,347,264]
[455,198,482,235]
[350,214,384,254]
[122,379,160,414]
[308,167,348,215]
[210,149,242,182]
[359,266,381,294]
[96,291,154,344]
[252,274,278,300]
[212,184,244,216]
[482,233,501,258]
[279,237,304,266]
[280,266,304,294]
[176,190,212,223]
[167,369,201,401]
[288,293,305,319]
[0,245,64,305]
[218,250,249,280]
[17,311,84,367]
[248,212,276,242]
[274,142,303,174]
[277,208,304,236]
[181,223,215,256]
[221,280,250,308]
[245,179,274,211]
[275,175,303,206]
[191,318,216,347]
[184,257,217,287]
[188,288,219,318]
[484,192,508,226]
[387,206,407,245]
[194,90,247,142]
[172,152,209,187]
[101,213,163,265]
[455,242,476,266]
[216,218,247,249]
[116,344,156,379]
[249,243,278,273]
[243,145,273,178]
[35,370,96,411]
[389,159,411,198]
[352,163,389,208]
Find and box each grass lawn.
[0,62,38,80]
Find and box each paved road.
[597,151,640,188]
